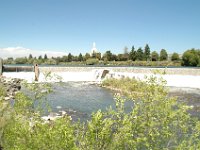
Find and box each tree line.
[3,44,200,66]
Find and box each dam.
[1,65,200,89]
[1,63,200,120]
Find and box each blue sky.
[0,0,200,57]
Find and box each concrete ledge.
[39,67,200,76]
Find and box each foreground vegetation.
[1,76,200,149]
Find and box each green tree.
[55,57,62,64]
[182,49,200,66]
[103,51,112,61]
[111,54,117,61]
[61,55,68,62]
[78,53,83,62]
[136,47,144,60]
[96,52,101,60]
[91,52,96,58]
[45,58,57,65]
[171,52,180,61]
[15,57,28,64]
[144,44,151,61]
[85,53,91,60]
[72,56,78,61]
[44,54,48,60]
[151,51,159,61]
[91,52,101,60]
[129,46,137,61]
[28,54,33,59]
[38,55,42,60]
[67,53,72,62]
[4,57,14,64]
[160,49,168,61]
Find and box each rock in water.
[0,77,22,101]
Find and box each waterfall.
[3,72,35,83]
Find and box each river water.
[20,82,200,121]
[47,82,116,121]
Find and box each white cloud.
[0,47,68,59]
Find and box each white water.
[110,72,200,89]
[3,70,200,89]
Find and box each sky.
[0,0,200,58]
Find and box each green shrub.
[0,86,6,98]
[86,58,99,65]
[182,49,200,66]
[171,52,180,61]
[1,76,200,149]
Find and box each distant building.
[90,42,98,55]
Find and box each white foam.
[111,72,200,89]
[3,72,35,82]
[3,71,200,89]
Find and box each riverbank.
[0,76,22,100]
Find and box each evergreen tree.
[29,54,33,59]
[104,51,112,61]
[67,53,72,62]
[78,53,83,61]
[160,49,168,61]
[44,54,48,59]
[144,44,151,61]
[38,55,42,60]
[129,46,137,61]
[136,47,144,60]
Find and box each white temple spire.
[91,42,98,54]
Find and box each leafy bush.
[0,85,11,149]
[86,58,99,65]
[182,49,200,66]
[1,76,200,149]
[160,49,168,61]
[171,52,180,61]
[0,86,6,98]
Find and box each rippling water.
[47,82,116,120]
[21,82,200,121]
[168,87,200,118]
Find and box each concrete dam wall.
[39,67,200,76]
[2,66,200,89]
